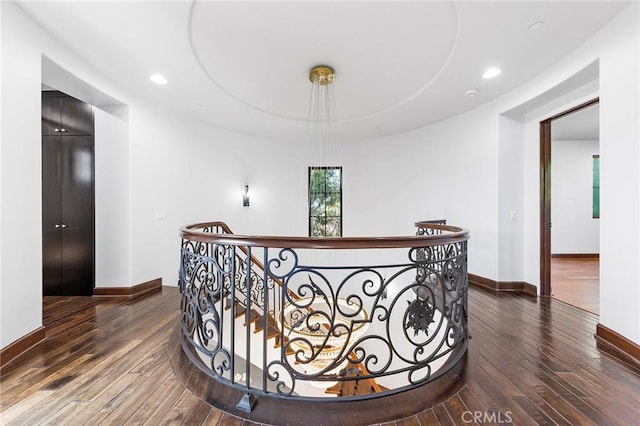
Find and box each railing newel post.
[262,246,269,393]
[230,244,236,384]
[245,246,252,396]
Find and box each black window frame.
[308,166,343,237]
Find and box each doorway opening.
[540,98,599,315]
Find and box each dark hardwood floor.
[551,258,599,315]
[1,286,639,425]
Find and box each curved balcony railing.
[178,221,469,411]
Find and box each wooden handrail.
[181,221,468,249]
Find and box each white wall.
[598,3,639,345]
[1,1,45,347]
[516,4,639,344]
[95,106,131,287]
[0,0,3,351]
[126,102,310,285]
[497,115,525,281]
[551,139,600,254]
[342,103,500,280]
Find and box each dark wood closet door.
[42,91,95,296]
[60,136,94,295]
[61,97,93,136]
[42,136,63,295]
[42,96,62,136]
[42,94,93,136]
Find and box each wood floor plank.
[149,389,212,425]
[94,361,175,424]
[530,368,611,424]
[473,362,534,424]
[64,372,141,424]
[551,258,599,315]
[441,394,471,425]
[511,396,556,426]
[3,353,94,409]
[37,400,93,425]
[394,415,421,426]
[126,368,186,424]
[216,412,244,425]
[0,390,54,424]
[465,378,499,411]
[72,360,139,402]
[431,405,454,426]
[201,408,223,425]
[415,409,440,426]
[455,388,485,425]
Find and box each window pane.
[310,169,326,192]
[325,191,338,209]
[310,216,325,237]
[310,193,325,215]
[326,199,341,216]
[325,216,341,237]
[326,169,341,192]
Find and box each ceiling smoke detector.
[465,88,479,97]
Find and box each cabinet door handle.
[60,128,67,133]
[61,224,68,228]
[54,128,60,132]
[55,224,61,228]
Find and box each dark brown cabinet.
[42,94,94,136]
[42,91,95,296]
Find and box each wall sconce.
[242,185,250,207]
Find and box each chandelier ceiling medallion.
[309,65,335,86]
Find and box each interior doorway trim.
[539,97,599,296]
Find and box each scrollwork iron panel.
[178,223,468,403]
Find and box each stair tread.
[324,359,388,396]
[224,298,261,322]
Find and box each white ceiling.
[18,1,627,141]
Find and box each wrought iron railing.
[178,221,469,411]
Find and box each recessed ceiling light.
[465,88,479,98]
[482,68,501,79]
[529,21,544,31]
[150,74,168,85]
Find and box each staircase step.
[224,298,261,323]
[254,315,280,339]
[243,309,261,325]
[274,333,286,348]
[273,334,296,356]
[323,359,388,396]
[258,323,280,340]
[224,298,294,355]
